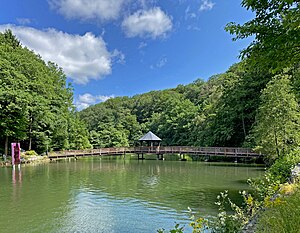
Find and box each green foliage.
[268,149,300,183]
[80,69,263,148]
[226,0,300,72]
[157,224,185,233]
[80,97,141,147]
[157,214,209,233]
[211,190,246,233]
[68,113,92,150]
[80,60,299,151]
[246,150,300,205]
[256,190,300,233]
[147,91,198,145]
[80,90,199,148]
[25,150,38,156]
[252,74,300,163]
[156,1,300,232]
[189,217,208,233]
[0,30,91,153]
[207,149,300,232]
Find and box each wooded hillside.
[1,0,299,165]
[80,0,300,165]
[0,30,91,155]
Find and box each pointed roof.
[139,131,162,141]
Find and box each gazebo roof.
[139,131,162,141]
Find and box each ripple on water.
[0,160,263,233]
[58,188,191,233]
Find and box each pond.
[0,157,264,232]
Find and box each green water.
[0,157,264,233]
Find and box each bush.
[268,149,300,183]
[256,190,300,233]
[24,150,38,156]
[158,149,300,233]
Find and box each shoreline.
[0,156,51,167]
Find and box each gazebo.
[138,131,162,147]
[137,131,162,160]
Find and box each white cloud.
[185,6,197,20]
[122,7,172,39]
[157,57,167,68]
[150,56,167,69]
[75,93,115,110]
[0,24,115,84]
[187,25,201,31]
[48,0,127,22]
[16,18,32,25]
[138,41,147,49]
[199,0,215,11]
[111,49,126,65]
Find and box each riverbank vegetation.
[256,189,300,233]
[218,1,300,230]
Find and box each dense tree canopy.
[225,0,300,163]
[0,30,91,155]
[253,74,300,163]
[80,66,260,148]
[225,0,300,72]
[1,0,299,167]
[80,0,300,166]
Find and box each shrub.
[256,190,300,233]
[268,149,300,183]
[25,150,38,156]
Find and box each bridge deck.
[48,146,261,159]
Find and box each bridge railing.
[131,146,258,156]
[49,146,260,158]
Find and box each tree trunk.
[4,135,8,156]
[28,116,32,151]
[241,112,247,139]
[274,128,280,158]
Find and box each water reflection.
[61,188,189,233]
[0,159,264,233]
[12,168,22,185]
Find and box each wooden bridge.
[48,146,261,160]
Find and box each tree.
[253,73,300,163]
[68,113,91,150]
[225,0,300,72]
[0,31,29,154]
[0,30,91,154]
[148,92,198,145]
[80,97,142,148]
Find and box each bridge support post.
[204,153,210,162]
[138,153,144,160]
[157,154,164,160]
[180,153,187,161]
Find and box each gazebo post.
[138,131,162,160]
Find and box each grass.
[256,189,300,233]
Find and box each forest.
[80,0,300,164]
[1,0,299,165]
[0,30,91,156]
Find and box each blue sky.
[0,0,254,110]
